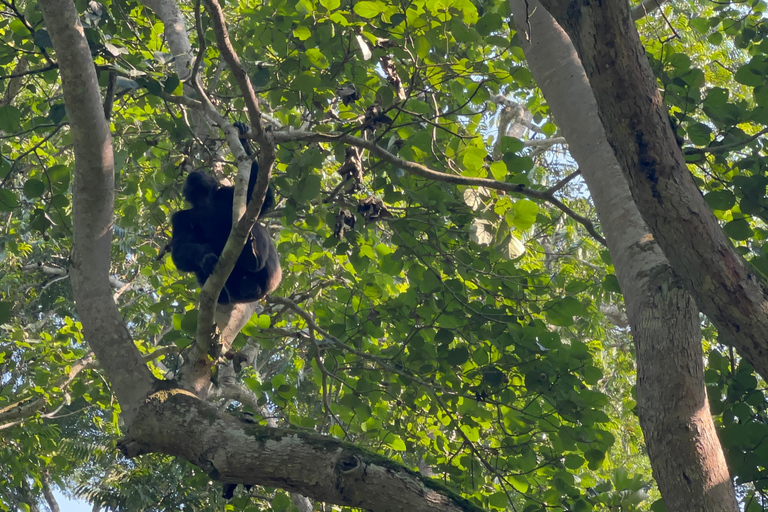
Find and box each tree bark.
[39,0,155,424]
[41,471,61,512]
[118,389,483,512]
[509,1,738,509]
[536,0,768,383]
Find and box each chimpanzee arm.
[238,224,273,272]
[220,224,281,304]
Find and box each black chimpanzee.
[170,123,281,304]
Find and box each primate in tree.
[170,123,281,304]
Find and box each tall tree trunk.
[508,1,738,509]
[536,0,768,383]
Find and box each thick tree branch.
[201,0,276,220]
[172,0,281,394]
[201,0,269,148]
[39,0,154,422]
[119,390,484,512]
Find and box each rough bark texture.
[536,0,768,382]
[39,0,155,423]
[509,1,738,509]
[119,389,483,512]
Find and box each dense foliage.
[3,0,768,510]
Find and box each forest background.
[2,0,768,510]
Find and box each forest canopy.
[2,0,768,510]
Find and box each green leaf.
[462,146,487,170]
[602,275,622,293]
[295,175,322,202]
[475,12,503,36]
[447,346,469,365]
[272,492,292,512]
[257,314,271,329]
[497,136,524,154]
[0,105,22,132]
[180,309,198,335]
[704,87,729,107]
[488,491,509,508]
[460,424,480,442]
[141,77,164,96]
[564,453,584,470]
[47,164,71,194]
[510,199,538,230]
[51,194,69,209]
[385,433,406,451]
[353,1,386,17]
[736,59,768,87]
[489,161,507,181]
[293,26,312,41]
[0,189,20,212]
[668,52,691,70]
[23,178,45,199]
[49,103,67,124]
[545,297,584,327]
[704,190,735,211]
[689,17,709,34]
[686,122,712,145]
[305,48,330,69]
[724,219,753,241]
[29,209,51,232]
[164,74,181,94]
[33,29,53,49]
[0,301,11,324]
[707,31,723,45]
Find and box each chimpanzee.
[170,123,281,304]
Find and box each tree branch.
[119,390,484,512]
[0,353,95,428]
[272,130,607,245]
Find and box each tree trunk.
[41,471,61,512]
[509,1,738,509]
[38,0,155,425]
[536,0,768,383]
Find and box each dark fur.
[170,123,281,304]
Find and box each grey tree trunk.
[508,1,738,509]
[537,0,768,383]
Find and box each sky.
[52,489,92,512]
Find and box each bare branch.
[273,130,607,245]
[546,169,581,194]
[631,0,668,21]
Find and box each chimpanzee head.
[183,171,219,206]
